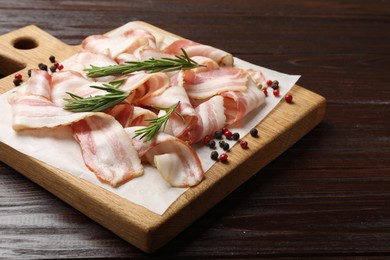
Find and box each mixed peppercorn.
[13,55,64,86]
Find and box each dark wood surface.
[1,0,389,258]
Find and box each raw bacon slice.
[247,68,266,87]
[8,69,51,102]
[125,127,204,187]
[10,95,93,130]
[184,67,248,99]
[222,80,266,125]
[164,39,234,66]
[82,34,149,59]
[72,115,143,187]
[188,95,226,143]
[128,106,157,127]
[61,51,118,81]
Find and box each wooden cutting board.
[0,21,326,253]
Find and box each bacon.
[222,80,266,125]
[61,51,117,81]
[128,106,157,127]
[246,68,266,87]
[72,115,143,187]
[8,69,51,103]
[188,95,226,143]
[82,34,149,59]
[105,102,133,128]
[126,127,204,187]
[164,39,234,66]
[184,67,248,99]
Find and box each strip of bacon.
[126,127,204,187]
[128,106,157,127]
[184,67,248,99]
[188,95,226,144]
[221,79,266,125]
[72,115,143,187]
[164,39,234,66]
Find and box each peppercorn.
[273,89,280,97]
[38,63,48,71]
[13,78,22,86]
[14,73,22,80]
[50,65,57,73]
[232,132,240,141]
[266,80,273,86]
[214,130,223,139]
[209,140,216,149]
[222,142,230,151]
[49,55,56,63]
[219,153,228,162]
[271,80,279,90]
[250,128,258,137]
[224,130,233,139]
[240,140,248,149]
[285,94,293,103]
[262,88,268,97]
[57,64,64,70]
[204,134,212,145]
[219,140,226,148]
[210,151,219,161]
[27,69,32,77]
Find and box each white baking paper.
[0,22,300,215]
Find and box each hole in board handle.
[12,37,38,50]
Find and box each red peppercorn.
[222,127,228,133]
[285,94,293,103]
[54,62,59,68]
[262,88,268,97]
[57,64,64,70]
[240,140,248,149]
[219,153,228,162]
[224,130,233,139]
[204,134,212,145]
[273,89,280,97]
[14,73,22,80]
[266,80,273,86]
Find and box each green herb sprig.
[85,49,202,78]
[63,80,130,112]
[133,101,183,142]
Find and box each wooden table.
[1,0,389,258]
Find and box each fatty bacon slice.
[142,71,197,140]
[188,95,226,144]
[82,28,156,59]
[184,67,248,100]
[222,79,266,125]
[72,115,143,187]
[126,127,204,187]
[164,39,234,66]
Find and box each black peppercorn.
[210,151,219,160]
[250,128,258,137]
[50,65,57,73]
[27,69,32,77]
[209,140,216,149]
[219,140,226,148]
[13,78,22,86]
[271,80,279,90]
[214,130,223,139]
[222,142,230,151]
[49,55,56,63]
[38,63,48,71]
[232,132,240,141]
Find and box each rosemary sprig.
[133,101,183,142]
[85,49,202,78]
[63,79,130,112]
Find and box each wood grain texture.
[0,0,389,258]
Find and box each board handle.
[0,25,80,91]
